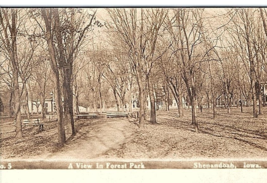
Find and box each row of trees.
[1,8,267,146]
[0,8,98,145]
[106,8,267,132]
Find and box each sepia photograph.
[1,7,267,171]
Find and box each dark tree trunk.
[206,92,210,109]
[212,98,216,119]
[75,94,80,115]
[93,90,97,112]
[0,97,4,115]
[42,8,66,146]
[25,89,31,119]
[165,84,170,111]
[136,70,145,128]
[14,73,22,138]
[9,91,13,117]
[139,85,145,128]
[143,85,148,121]
[63,67,75,136]
[173,96,180,116]
[252,83,258,118]
[113,89,120,112]
[257,82,263,115]
[98,76,103,113]
[55,74,66,144]
[148,77,156,124]
[189,76,199,133]
[41,95,46,119]
[168,79,183,117]
[191,95,199,133]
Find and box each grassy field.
[102,107,267,159]
[1,106,267,160]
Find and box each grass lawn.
[102,107,267,159]
[1,106,267,160]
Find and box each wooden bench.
[107,112,128,118]
[76,113,98,119]
[22,119,30,126]
[76,114,89,119]
[23,119,44,131]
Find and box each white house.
[21,98,54,114]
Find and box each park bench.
[106,112,128,118]
[76,113,98,119]
[23,119,44,131]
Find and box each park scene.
[1,8,267,161]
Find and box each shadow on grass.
[157,110,267,152]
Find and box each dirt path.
[3,107,267,161]
[44,118,136,160]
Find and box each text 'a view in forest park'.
[1,7,267,169]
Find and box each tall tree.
[0,9,23,137]
[40,8,96,144]
[107,8,167,126]
[165,9,211,132]
[230,8,262,118]
[41,8,66,145]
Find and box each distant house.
[131,90,187,110]
[21,98,54,114]
[21,98,90,115]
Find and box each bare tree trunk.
[63,67,75,136]
[206,92,210,109]
[148,77,156,124]
[41,94,46,119]
[55,75,66,144]
[129,85,133,112]
[42,8,66,145]
[191,95,199,133]
[244,10,258,118]
[139,85,145,128]
[121,97,126,112]
[190,74,199,133]
[73,79,79,115]
[14,74,22,138]
[98,77,103,113]
[113,89,120,112]
[212,98,216,118]
[0,97,3,115]
[178,92,184,117]
[24,85,31,119]
[174,96,180,116]
[75,94,80,114]
[9,91,13,117]
[263,93,266,107]
[165,84,170,111]
[93,90,97,112]
[168,79,183,117]
[257,83,263,115]
[252,83,258,118]
[137,71,145,128]
[143,84,148,121]
[0,9,22,137]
